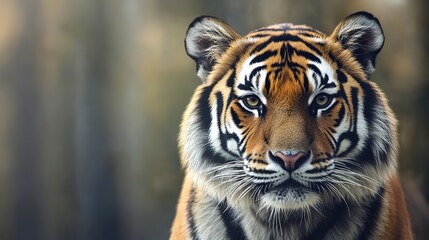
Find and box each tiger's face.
[181,13,397,212]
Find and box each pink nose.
[274,151,306,170]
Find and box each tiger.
[171,11,413,240]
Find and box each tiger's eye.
[314,94,331,108]
[244,95,260,109]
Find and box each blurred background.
[0,0,428,239]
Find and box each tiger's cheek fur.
[311,125,336,159]
[310,98,347,158]
[228,103,268,158]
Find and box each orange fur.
[172,12,413,240]
[170,176,192,240]
[379,175,413,239]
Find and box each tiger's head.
[180,12,397,212]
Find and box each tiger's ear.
[185,16,240,82]
[330,11,384,78]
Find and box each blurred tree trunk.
[37,1,78,240]
[10,0,43,239]
[73,1,120,240]
[103,0,146,239]
[0,1,22,239]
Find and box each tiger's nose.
[273,150,307,171]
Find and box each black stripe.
[197,86,228,164]
[357,187,385,240]
[250,50,278,65]
[187,188,199,240]
[237,83,253,91]
[201,145,228,164]
[273,34,323,56]
[273,43,307,72]
[333,86,350,135]
[230,108,242,128]
[329,52,342,68]
[323,82,336,90]
[327,51,366,82]
[350,87,359,131]
[226,70,236,87]
[356,82,384,165]
[226,89,236,107]
[264,72,271,95]
[250,159,268,165]
[270,61,305,71]
[196,85,214,132]
[293,70,303,89]
[222,42,251,87]
[335,87,360,157]
[336,69,348,83]
[335,131,359,157]
[296,49,321,63]
[258,104,266,117]
[218,200,247,240]
[302,73,309,94]
[250,34,304,54]
[302,41,323,56]
[300,32,320,38]
[305,188,385,240]
[303,167,331,174]
[360,81,377,126]
[216,91,228,149]
[308,64,322,80]
[216,92,241,158]
[216,91,224,125]
[304,201,349,239]
[355,80,390,165]
[334,103,345,127]
[238,132,248,148]
[249,65,266,82]
[324,129,337,151]
[247,168,277,174]
[355,132,390,166]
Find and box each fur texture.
[171,11,413,240]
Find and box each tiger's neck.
[187,183,387,240]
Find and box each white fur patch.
[306,57,338,116]
[236,55,268,106]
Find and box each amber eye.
[314,94,332,108]
[243,95,261,109]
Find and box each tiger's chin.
[260,183,321,211]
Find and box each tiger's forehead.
[234,34,338,103]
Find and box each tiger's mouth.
[242,151,336,210]
[275,179,307,189]
[259,179,321,210]
[264,177,316,197]
[246,152,325,210]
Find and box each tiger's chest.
[187,188,377,240]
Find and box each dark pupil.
[248,97,258,106]
[318,96,327,105]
